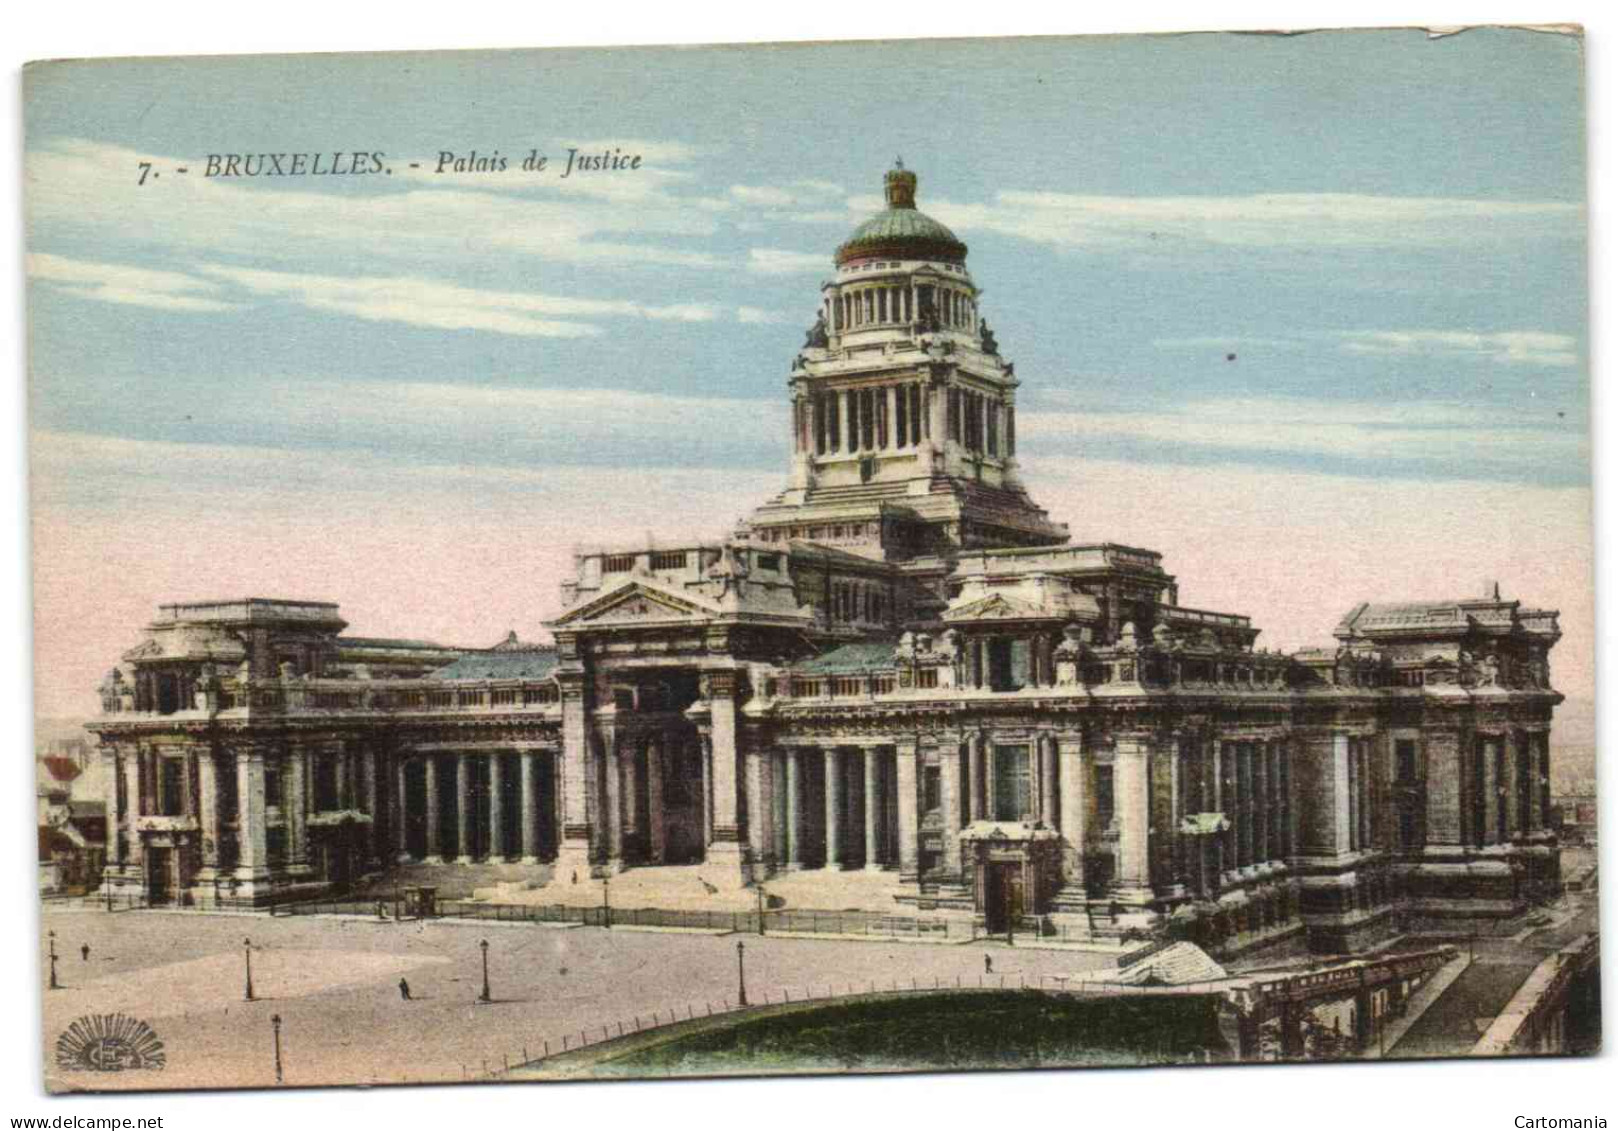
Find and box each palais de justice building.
[90,166,1564,954]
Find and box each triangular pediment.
[554,581,716,628]
[122,639,164,661]
[945,593,1052,623]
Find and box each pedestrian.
[377,900,388,921]
[984,954,993,974]
[80,944,90,962]
[398,977,412,1001]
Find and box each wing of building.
[88,165,1565,955]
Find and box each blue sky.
[24,27,1592,713]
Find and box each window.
[315,755,340,811]
[603,554,636,574]
[756,552,781,571]
[1396,739,1417,783]
[1095,764,1116,829]
[992,745,1032,821]
[159,757,184,817]
[923,766,941,813]
[650,550,688,571]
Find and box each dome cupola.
[835,161,967,267]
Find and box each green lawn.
[591,991,1229,1076]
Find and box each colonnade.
[393,750,560,865]
[756,745,905,875]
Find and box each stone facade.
[89,166,1564,954]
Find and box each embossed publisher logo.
[56,1014,166,1073]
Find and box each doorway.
[983,860,1024,933]
[146,847,172,904]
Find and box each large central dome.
[834,163,967,267]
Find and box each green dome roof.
[835,165,967,266]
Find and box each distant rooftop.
[428,648,559,682]
[155,598,346,626]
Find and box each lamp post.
[47,930,59,990]
[602,874,611,929]
[756,885,767,936]
[271,1014,283,1084]
[736,939,748,1007]
[478,938,491,1004]
[243,937,256,1002]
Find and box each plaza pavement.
[41,906,1121,1092]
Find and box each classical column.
[824,748,844,869]
[896,740,919,882]
[286,744,310,873]
[1424,730,1463,847]
[863,748,881,871]
[1235,741,1252,869]
[363,746,381,863]
[1254,739,1271,862]
[966,736,983,822]
[940,741,963,879]
[1481,734,1501,845]
[745,747,772,873]
[703,672,745,880]
[1504,733,1522,837]
[519,753,540,862]
[395,757,411,862]
[983,736,998,821]
[1114,733,1154,903]
[785,748,803,869]
[555,673,593,876]
[197,750,220,879]
[454,755,473,863]
[603,732,625,871]
[701,736,715,847]
[647,738,667,865]
[488,753,506,861]
[1040,734,1058,827]
[103,750,124,873]
[424,756,442,862]
[1057,732,1085,891]
[623,741,640,841]
[234,746,269,892]
[124,751,145,872]
[1537,732,1553,830]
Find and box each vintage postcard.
[24,26,1597,1094]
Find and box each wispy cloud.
[1019,395,1585,480]
[1152,335,1304,352]
[728,180,845,209]
[736,306,791,324]
[27,252,237,313]
[747,248,828,275]
[1337,330,1579,367]
[920,191,1582,251]
[196,264,720,338]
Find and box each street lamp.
[736,939,748,1007]
[756,885,767,936]
[47,930,59,990]
[602,874,612,929]
[271,1014,283,1084]
[478,938,492,1004]
[243,937,256,1002]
